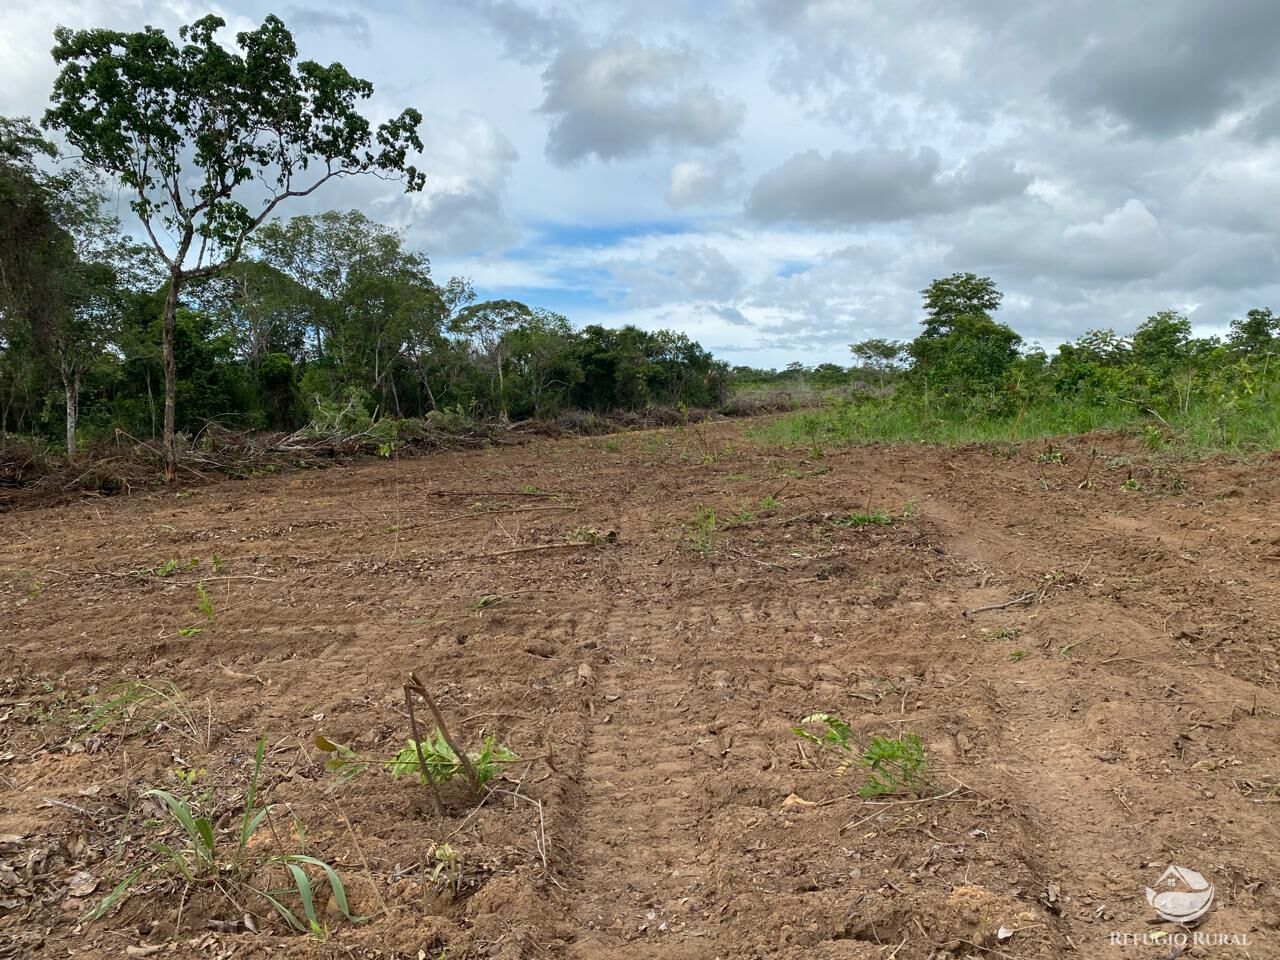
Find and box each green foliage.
[683,504,718,556]
[833,509,893,528]
[195,582,215,620]
[317,730,517,793]
[792,713,934,798]
[385,730,516,788]
[87,737,362,935]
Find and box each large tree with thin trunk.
[44,13,425,480]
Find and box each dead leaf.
[126,947,164,958]
[66,871,97,898]
[782,793,817,808]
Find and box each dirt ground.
[3,422,1279,959]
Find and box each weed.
[520,484,543,494]
[724,472,751,482]
[833,510,894,528]
[317,729,517,792]
[211,553,225,574]
[385,730,516,788]
[88,738,362,935]
[195,582,215,620]
[1035,443,1065,464]
[1120,478,1142,492]
[683,504,718,556]
[981,626,1020,641]
[178,626,203,638]
[474,594,507,609]
[792,713,935,798]
[1008,649,1028,661]
[151,559,180,578]
[80,679,206,746]
[726,508,756,524]
[757,494,780,511]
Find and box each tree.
[503,311,582,418]
[45,14,425,480]
[909,275,1020,403]
[850,338,907,388]
[1130,310,1191,375]
[452,299,534,419]
[1228,308,1277,354]
[0,117,135,457]
[920,273,1003,337]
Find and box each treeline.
[862,273,1278,423]
[1,138,728,455]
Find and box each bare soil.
[2,423,1279,959]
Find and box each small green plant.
[474,593,507,609]
[384,729,516,788]
[757,494,780,511]
[834,509,893,528]
[1035,443,1065,464]
[195,583,215,620]
[79,679,205,745]
[178,626,203,638]
[684,504,718,556]
[1121,477,1142,492]
[792,713,934,798]
[428,843,462,895]
[1008,649,1028,661]
[211,553,225,574]
[727,508,756,524]
[151,558,180,578]
[981,626,1020,641]
[520,484,543,494]
[87,738,363,936]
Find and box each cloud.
[455,0,577,65]
[667,150,743,207]
[540,38,744,164]
[606,243,745,306]
[284,6,370,46]
[1047,4,1280,136]
[746,147,1028,224]
[403,113,521,256]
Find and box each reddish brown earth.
[2,423,1279,959]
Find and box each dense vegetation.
[0,14,729,468]
[1,11,1276,474]
[759,273,1280,456]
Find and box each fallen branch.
[963,592,1036,617]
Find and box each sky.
[4,0,1280,368]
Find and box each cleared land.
[2,423,1279,959]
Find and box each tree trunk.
[162,271,181,483]
[62,361,79,460]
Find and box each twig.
[963,592,1036,617]
[394,504,578,533]
[409,671,480,794]
[403,683,445,816]
[430,542,599,565]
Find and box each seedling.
[1008,649,1028,661]
[792,713,935,798]
[1121,478,1142,492]
[834,510,893,528]
[87,738,362,935]
[195,583,215,620]
[981,626,1020,641]
[757,495,780,511]
[1035,444,1065,464]
[385,730,516,788]
[683,505,718,556]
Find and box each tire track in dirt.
[914,455,1280,947]
[554,466,725,958]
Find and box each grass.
[793,713,935,798]
[752,394,1280,458]
[89,737,362,937]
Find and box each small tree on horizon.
[44,13,426,480]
